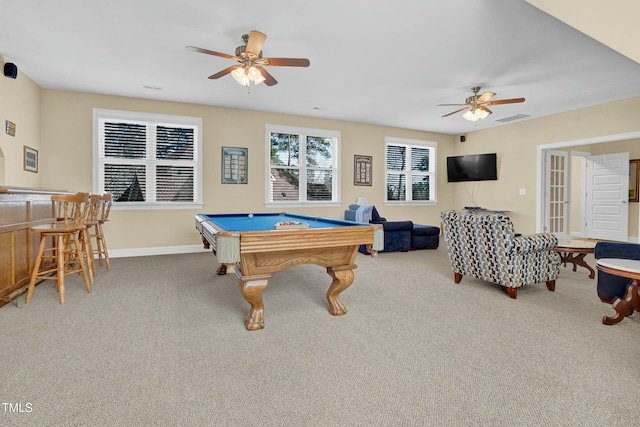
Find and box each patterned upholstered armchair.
[440,210,561,299]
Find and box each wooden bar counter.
[0,186,69,307]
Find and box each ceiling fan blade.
[479,106,493,115]
[442,107,470,117]
[477,92,496,103]
[485,98,525,106]
[186,46,234,59]
[257,66,278,86]
[262,58,310,67]
[208,65,238,80]
[246,30,267,56]
[437,103,469,107]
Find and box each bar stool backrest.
[53,192,90,229]
[100,193,112,222]
[87,194,102,225]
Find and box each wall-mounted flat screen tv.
[446,153,498,182]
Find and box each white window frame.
[92,108,203,210]
[265,124,341,208]
[384,136,437,206]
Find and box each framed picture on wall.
[630,159,639,202]
[354,154,372,186]
[23,146,38,173]
[221,146,248,184]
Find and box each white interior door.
[544,150,569,239]
[585,153,629,241]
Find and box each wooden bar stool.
[25,192,92,305]
[56,193,95,284]
[80,194,101,278]
[91,193,112,270]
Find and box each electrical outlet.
[519,188,526,196]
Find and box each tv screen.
[447,153,498,182]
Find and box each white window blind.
[385,137,437,204]
[93,109,202,209]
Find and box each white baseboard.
[108,245,210,259]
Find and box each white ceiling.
[2,0,640,135]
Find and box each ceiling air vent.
[496,114,530,123]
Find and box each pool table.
[195,212,383,331]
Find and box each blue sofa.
[344,204,439,253]
[594,242,640,303]
[344,204,412,253]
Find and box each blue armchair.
[344,204,412,253]
[594,242,640,303]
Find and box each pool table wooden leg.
[238,275,271,331]
[326,266,355,316]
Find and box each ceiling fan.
[186,30,310,87]
[437,86,525,121]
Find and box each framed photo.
[630,159,639,202]
[221,146,248,184]
[354,154,372,186]
[23,146,38,173]
[5,120,16,136]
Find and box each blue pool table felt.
[201,213,364,232]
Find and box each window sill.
[112,202,204,211]
[383,201,437,207]
[264,201,342,209]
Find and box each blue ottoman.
[411,224,440,250]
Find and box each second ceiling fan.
[187,30,310,87]
[438,86,525,121]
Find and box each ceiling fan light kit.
[187,30,310,90]
[231,65,266,87]
[438,86,525,123]
[462,108,491,122]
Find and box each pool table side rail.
[195,215,240,238]
[238,225,380,253]
[195,214,382,254]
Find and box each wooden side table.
[596,258,640,325]
[554,239,597,279]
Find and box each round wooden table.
[554,239,597,279]
[596,258,640,325]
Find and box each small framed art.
[6,120,16,136]
[354,154,372,186]
[24,146,38,173]
[221,146,248,184]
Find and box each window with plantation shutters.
[93,109,202,209]
[385,137,437,204]
[265,125,340,207]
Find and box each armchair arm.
[511,233,558,254]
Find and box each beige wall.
[0,55,41,187]
[39,90,457,251]
[449,97,640,235]
[4,65,640,251]
[526,0,640,64]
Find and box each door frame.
[542,150,570,238]
[536,131,640,241]
[569,151,590,238]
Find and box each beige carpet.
[1,247,639,426]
